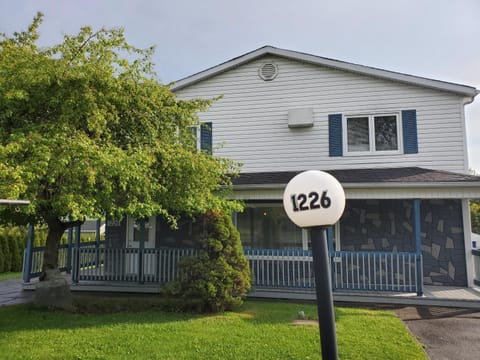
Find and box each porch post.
[73,224,81,283]
[414,199,423,296]
[23,224,34,283]
[95,219,101,267]
[327,226,334,252]
[138,218,145,284]
[66,228,73,274]
[327,226,335,292]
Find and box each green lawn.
[0,300,426,359]
[0,272,22,281]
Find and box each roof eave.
[232,181,480,190]
[171,46,478,97]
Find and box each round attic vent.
[259,63,278,81]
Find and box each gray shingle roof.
[232,167,480,186]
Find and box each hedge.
[0,226,27,273]
[0,226,102,274]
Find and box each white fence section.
[331,251,419,292]
[73,247,198,283]
[244,249,314,289]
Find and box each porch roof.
[232,167,480,189]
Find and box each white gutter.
[0,199,30,205]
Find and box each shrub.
[165,210,251,312]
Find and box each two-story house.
[26,46,479,296]
[169,46,480,294]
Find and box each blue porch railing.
[23,245,422,294]
[244,249,421,294]
[23,241,105,282]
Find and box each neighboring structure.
[24,46,480,294]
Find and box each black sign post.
[283,170,345,360]
[311,226,338,359]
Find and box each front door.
[126,216,156,276]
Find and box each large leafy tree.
[0,13,239,279]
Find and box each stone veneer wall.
[420,199,466,286]
[340,199,466,287]
[340,200,416,253]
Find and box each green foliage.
[0,14,240,270]
[471,200,480,233]
[165,210,251,312]
[0,226,27,272]
[0,271,22,280]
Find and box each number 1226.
[290,191,331,212]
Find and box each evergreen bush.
[0,223,102,274]
[0,231,12,272]
[165,210,251,312]
[0,233,4,273]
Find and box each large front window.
[345,114,400,154]
[236,205,304,249]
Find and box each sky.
[1,0,479,171]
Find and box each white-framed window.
[126,216,156,248]
[343,113,402,154]
[185,122,212,154]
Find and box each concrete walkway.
[0,278,34,306]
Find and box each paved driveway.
[395,306,480,360]
[0,278,33,306]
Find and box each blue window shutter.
[200,122,212,154]
[328,114,343,157]
[402,110,418,154]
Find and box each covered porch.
[23,228,470,299]
[21,223,480,306]
[22,167,480,298]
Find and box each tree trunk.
[41,217,65,281]
[36,216,74,310]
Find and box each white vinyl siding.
[175,56,467,173]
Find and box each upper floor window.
[185,122,212,154]
[344,114,401,154]
[329,110,417,157]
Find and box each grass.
[0,272,22,281]
[0,299,427,360]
